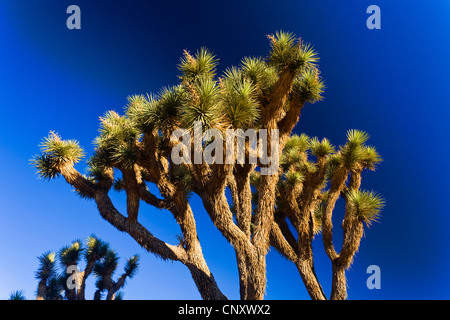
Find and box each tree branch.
[138,184,172,209]
[94,190,187,262]
[270,220,298,262]
[321,167,348,261]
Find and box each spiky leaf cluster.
[291,68,325,103]
[9,290,26,300]
[94,249,119,277]
[309,137,334,158]
[85,234,109,262]
[124,255,140,278]
[267,31,319,73]
[93,111,141,170]
[221,68,260,129]
[59,240,83,267]
[240,56,278,93]
[328,129,382,175]
[181,77,222,129]
[35,251,56,281]
[281,134,317,174]
[347,190,385,226]
[178,47,218,82]
[32,132,85,180]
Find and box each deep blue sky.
[1,0,449,300]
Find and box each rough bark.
[36,279,46,300]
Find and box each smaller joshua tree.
[30,235,140,300]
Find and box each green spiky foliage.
[124,255,140,278]
[222,69,260,129]
[291,68,325,103]
[114,291,125,300]
[347,189,385,226]
[94,249,119,278]
[178,47,218,82]
[85,234,109,262]
[267,31,318,73]
[32,132,85,180]
[309,137,334,158]
[280,134,318,179]
[326,129,382,175]
[94,278,106,300]
[9,290,26,300]
[240,56,278,93]
[181,77,222,130]
[59,240,83,268]
[94,110,141,170]
[35,251,56,281]
[45,276,64,300]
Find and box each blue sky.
[0,0,449,300]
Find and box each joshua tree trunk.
[36,279,46,300]
[94,190,227,300]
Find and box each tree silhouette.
[8,290,26,300]
[32,31,383,300]
[15,235,139,300]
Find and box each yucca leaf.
[94,249,119,277]
[111,143,138,169]
[284,134,310,154]
[178,47,218,81]
[96,111,140,148]
[46,276,64,300]
[31,153,61,180]
[346,129,370,147]
[223,75,260,128]
[124,255,140,278]
[59,240,83,267]
[291,67,325,103]
[347,189,385,226]
[32,132,85,178]
[309,137,334,157]
[267,31,319,73]
[9,290,26,300]
[361,146,382,170]
[35,251,56,281]
[181,77,222,129]
[284,171,304,188]
[114,291,125,300]
[85,235,109,262]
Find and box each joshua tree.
[35,251,56,300]
[92,250,139,300]
[32,31,383,300]
[29,235,139,300]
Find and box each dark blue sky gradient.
[0,0,449,299]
